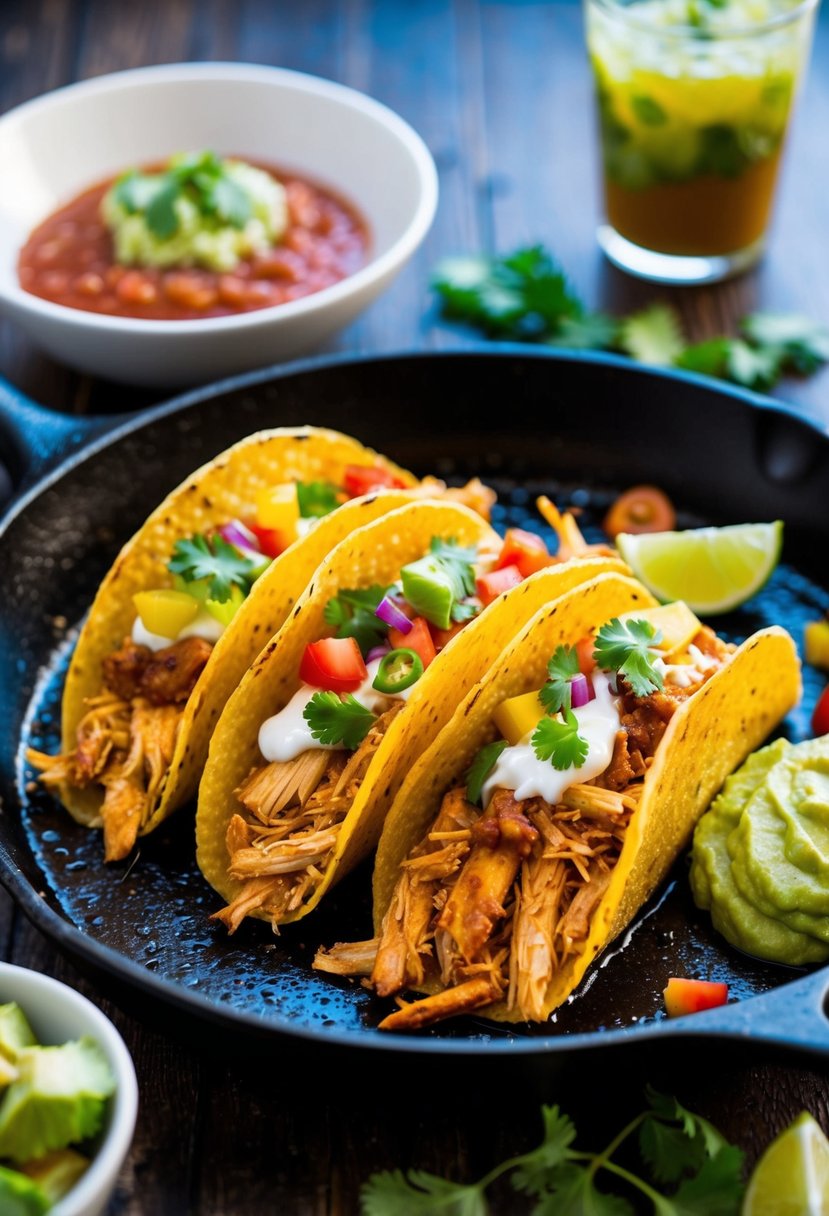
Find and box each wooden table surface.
[1,2,828,1212]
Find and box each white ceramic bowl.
[0,963,138,1216]
[0,63,438,386]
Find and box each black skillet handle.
[0,375,115,511]
[661,965,829,1057]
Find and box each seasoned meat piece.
[595,730,646,792]
[620,690,679,758]
[102,639,152,700]
[378,976,499,1032]
[139,636,213,706]
[438,789,538,963]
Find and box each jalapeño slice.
[372,648,424,695]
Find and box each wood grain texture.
[0,1,828,1212]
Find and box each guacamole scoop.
[101,151,288,272]
[691,735,829,965]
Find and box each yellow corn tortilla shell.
[196,507,627,924]
[372,576,800,1022]
[59,427,416,830]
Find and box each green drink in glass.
[585,0,819,283]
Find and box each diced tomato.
[299,637,367,692]
[663,977,729,1018]
[389,617,437,669]
[495,529,552,578]
[476,565,523,606]
[343,464,407,498]
[604,485,676,539]
[812,685,829,737]
[245,520,287,558]
[576,636,597,676]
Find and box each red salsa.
[17,161,369,321]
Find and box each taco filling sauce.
[315,606,734,1029]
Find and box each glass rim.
[586,0,820,41]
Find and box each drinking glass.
[585,0,819,283]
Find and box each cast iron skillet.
[1,347,828,1065]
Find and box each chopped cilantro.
[296,480,343,519]
[465,740,508,805]
[538,645,581,714]
[431,243,829,391]
[531,709,589,771]
[167,533,259,603]
[323,585,390,655]
[593,617,665,698]
[112,151,253,240]
[361,1089,745,1216]
[618,302,685,367]
[303,692,377,750]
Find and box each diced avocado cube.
[21,1148,90,1204]
[0,1005,37,1064]
[0,1037,115,1164]
[0,1165,50,1216]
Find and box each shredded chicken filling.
[213,704,403,932]
[27,636,211,862]
[316,631,732,1030]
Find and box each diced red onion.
[375,595,412,633]
[221,519,261,553]
[570,673,593,708]
[366,644,391,662]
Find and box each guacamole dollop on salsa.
[101,151,287,273]
[691,735,829,965]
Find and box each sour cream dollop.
[482,672,622,806]
[258,657,413,763]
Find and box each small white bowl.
[0,963,138,1216]
[0,63,438,386]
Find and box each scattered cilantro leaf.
[593,617,665,697]
[511,1105,579,1197]
[110,150,256,240]
[741,313,829,375]
[361,1169,487,1216]
[303,692,377,750]
[431,243,828,392]
[323,585,390,654]
[631,95,668,126]
[532,709,589,771]
[618,303,685,366]
[553,312,619,351]
[362,1094,746,1216]
[167,533,258,603]
[669,1146,745,1216]
[538,645,581,714]
[465,740,509,805]
[296,480,343,518]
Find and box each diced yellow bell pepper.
[205,584,246,628]
[805,620,829,670]
[493,690,546,746]
[617,601,701,657]
[256,485,299,539]
[133,589,199,638]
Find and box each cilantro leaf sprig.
[303,691,377,750]
[532,709,589,771]
[432,245,829,391]
[538,645,581,714]
[113,151,253,240]
[593,617,665,698]
[361,1090,745,1216]
[167,533,259,603]
[324,585,390,655]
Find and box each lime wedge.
[616,522,782,615]
[743,1112,829,1216]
